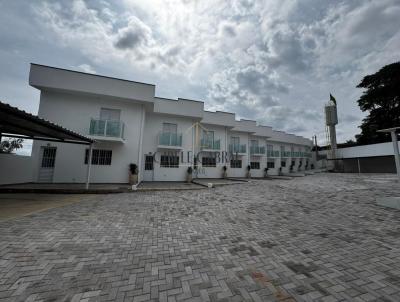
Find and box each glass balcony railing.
[281,151,291,158]
[291,151,302,157]
[229,144,246,154]
[201,138,220,150]
[250,146,265,155]
[267,150,280,157]
[158,132,182,147]
[89,119,125,138]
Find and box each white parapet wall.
[337,141,400,158]
[0,154,34,185]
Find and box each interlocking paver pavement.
[1,173,400,301]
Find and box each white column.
[85,143,93,190]
[390,130,400,181]
[137,105,146,183]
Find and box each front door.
[143,154,154,181]
[38,147,57,182]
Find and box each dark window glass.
[160,155,179,168]
[267,161,275,169]
[85,149,112,165]
[202,157,216,167]
[41,147,57,168]
[230,159,242,168]
[281,161,286,167]
[145,155,154,170]
[250,162,260,169]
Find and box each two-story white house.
[27,64,313,184]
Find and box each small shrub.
[129,163,138,175]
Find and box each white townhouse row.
[27,64,313,183]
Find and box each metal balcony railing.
[89,119,125,138]
[250,146,265,155]
[158,132,182,147]
[201,138,221,150]
[229,144,246,154]
[281,151,291,158]
[267,150,280,157]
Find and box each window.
[100,108,120,121]
[160,155,179,168]
[163,123,177,134]
[267,159,275,169]
[202,130,214,141]
[231,136,240,145]
[202,156,216,167]
[41,147,57,168]
[145,155,153,170]
[85,149,112,165]
[230,159,242,168]
[250,162,260,169]
[281,160,286,167]
[251,140,258,147]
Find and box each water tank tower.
[325,97,338,159]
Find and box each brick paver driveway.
[1,173,400,302]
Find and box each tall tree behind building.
[356,62,400,144]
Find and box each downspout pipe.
[85,143,93,190]
[136,105,145,187]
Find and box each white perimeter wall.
[337,141,400,158]
[0,154,33,185]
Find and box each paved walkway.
[1,173,400,301]
[0,194,95,221]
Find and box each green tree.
[356,62,400,144]
[0,138,23,154]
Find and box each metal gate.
[143,154,154,181]
[38,147,57,182]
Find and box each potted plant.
[264,167,269,178]
[187,166,193,183]
[246,165,251,178]
[129,163,138,185]
[222,165,228,178]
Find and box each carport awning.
[0,101,93,145]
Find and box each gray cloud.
[221,24,236,37]
[236,66,288,95]
[341,114,360,123]
[1,0,399,145]
[266,28,315,72]
[114,17,152,50]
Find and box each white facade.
[4,64,314,184]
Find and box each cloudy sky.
[1,0,399,148]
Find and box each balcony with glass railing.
[158,132,183,148]
[267,150,280,157]
[200,138,220,150]
[89,119,125,141]
[281,151,291,158]
[229,144,246,154]
[291,151,301,157]
[250,146,265,155]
